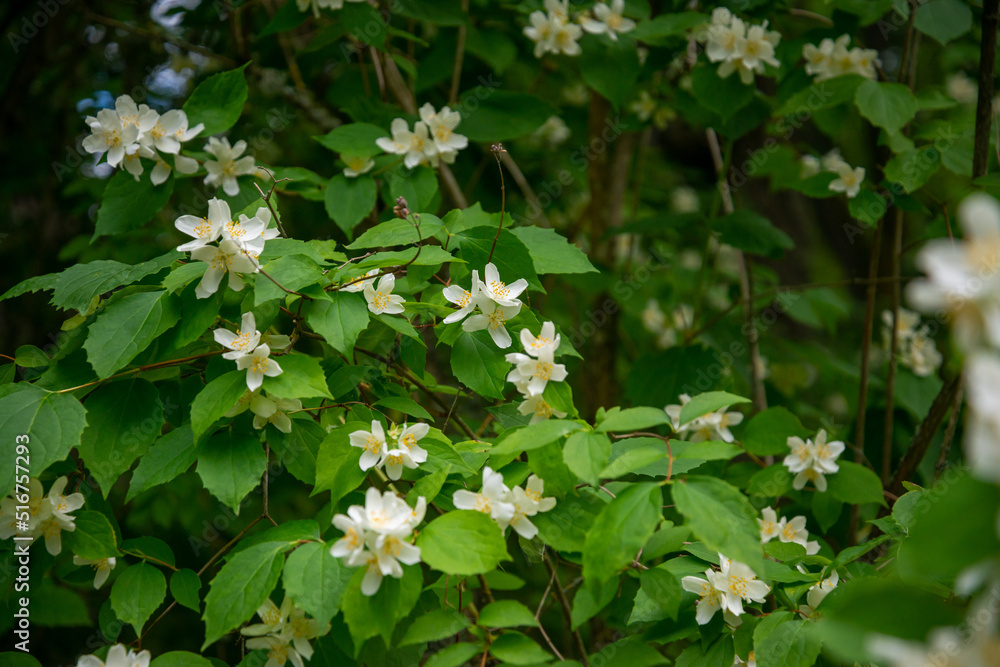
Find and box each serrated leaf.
[451,330,508,400]
[399,609,471,646]
[127,426,198,502]
[202,541,286,648]
[325,174,377,237]
[170,569,202,612]
[110,562,167,634]
[563,431,611,486]
[855,79,917,136]
[678,391,750,425]
[489,419,584,459]
[183,63,249,136]
[283,543,351,625]
[597,407,671,432]
[52,253,180,313]
[313,426,368,504]
[509,225,597,275]
[306,292,370,357]
[672,476,765,575]
[65,510,120,560]
[743,407,807,455]
[262,353,334,399]
[190,370,248,439]
[827,461,886,506]
[94,170,175,238]
[347,216,445,249]
[477,600,538,628]
[583,483,661,594]
[416,510,509,575]
[84,290,180,379]
[313,122,388,158]
[195,431,267,514]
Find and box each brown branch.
[934,382,964,483]
[449,0,470,106]
[974,0,1000,176]
[543,553,590,666]
[888,375,962,497]
[56,350,224,394]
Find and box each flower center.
[250,355,270,373]
[608,14,621,30]
[401,434,417,450]
[226,220,246,239]
[781,525,797,541]
[487,308,508,330]
[346,528,361,549]
[728,575,749,597]
[531,337,551,349]
[233,331,253,350]
[365,435,381,454]
[473,494,491,513]
[194,218,213,238]
[41,519,60,538]
[533,399,553,418]
[535,361,553,380]
[435,126,452,142]
[387,453,403,466]
[525,488,542,502]
[456,290,471,308]
[372,292,389,310]
[815,443,831,459]
[209,249,232,271]
[262,607,281,625]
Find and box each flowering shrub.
[3,1,1000,666]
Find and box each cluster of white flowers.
[908,194,1000,483]
[349,420,430,481]
[641,300,693,349]
[758,506,820,555]
[0,477,83,556]
[83,94,202,183]
[782,429,845,492]
[76,644,151,667]
[803,35,879,82]
[453,467,556,539]
[227,388,302,433]
[240,595,330,667]
[664,394,744,443]
[880,308,942,377]
[175,198,279,299]
[801,148,865,199]
[797,569,839,617]
[376,103,468,169]
[681,553,771,626]
[698,7,781,85]
[203,136,258,196]
[214,312,286,391]
[506,322,570,424]
[296,0,365,17]
[525,0,635,58]
[444,263,529,348]
[329,487,425,595]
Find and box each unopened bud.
[393,196,410,219]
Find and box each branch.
[543,553,590,666]
[974,0,1000,176]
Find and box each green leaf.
[579,34,640,107]
[742,407,809,457]
[271,419,324,486]
[195,431,267,514]
[0,654,43,667]
[678,391,750,426]
[65,510,119,559]
[451,330,509,400]
[827,461,885,505]
[150,653,215,667]
[455,225,541,290]
[775,75,864,117]
[313,426,368,504]
[170,569,202,612]
[262,353,334,399]
[478,600,538,628]
[690,65,754,121]
[489,419,584,460]
[84,290,180,378]
[400,609,472,646]
[202,542,286,648]
[121,536,175,567]
[324,174,377,237]
[182,63,249,136]
[600,438,668,479]
[416,510,509,575]
[625,346,719,409]
[589,637,669,666]
[32,579,91,627]
[672,476,765,575]
[423,643,483,667]
[597,407,672,432]
[489,631,552,665]
[306,292,370,357]
[0,383,87,497]
[913,0,972,45]
[629,12,706,45]
[341,565,422,649]
[711,212,794,259]
[347,216,445,249]
[630,566,682,624]
[457,89,557,142]
[190,370,248,440]
[93,170,175,238]
[110,562,167,634]
[254,254,323,305]
[408,464,451,506]
[313,122,389,159]
[747,465,794,499]
[51,253,180,313]
[883,146,941,193]
[754,619,821,667]
[77,379,163,496]
[0,272,58,303]
[127,426,198,502]
[283,542,351,626]
[583,483,661,594]
[563,431,612,486]
[374,396,433,420]
[259,0,308,35]
[509,226,597,275]
[855,80,917,135]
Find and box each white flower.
[285,602,331,660]
[419,103,468,154]
[505,350,568,396]
[517,394,568,424]
[349,420,389,472]
[442,270,480,324]
[811,430,845,474]
[384,422,430,480]
[552,16,583,56]
[150,152,199,185]
[76,644,151,667]
[503,475,557,539]
[665,394,744,442]
[733,651,757,667]
[783,435,814,473]
[235,344,283,392]
[204,137,256,197]
[882,308,942,377]
[784,430,844,492]
[343,155,374,178]
[189,239,259,299]
[706,554,770,617]
[0,477,50,545]
[453,466,516,525]
[363,273,406,315]
[581,0,635,40]
[222,209,270,248]
[701,11,781,85]
[524,3,581,57]
[463,298,521,348]
[82,108,140,167]
[174,198,228,252]
[797,570,838,617]
[245,634,306,667]
[343,268,379,293]
[800,154,822,177]
[73,556,117,589]
[908,192,1000,350]
[34,476,84,556]
[829,163,865,198]
[241,597,290,637]
[215,311,262,360]
[758,507,783,543]
[376,118,435,169]
[681,574,724,625]
[479,262,528,307]
[630,91,658,122]
[965,353,1000,484]
[778,515,820,555]
[251,394,302,433]
[330,513,368,565]
[520,321,561,358]
[532,116,571,147]
[142,109,201,154]
[946,72,979,104]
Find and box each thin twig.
[56,350,224,394]
[82,7,240,65]
[449,0,470,106]
[488,144,507,264]
[543,553,590,666]
[934,382,964,483]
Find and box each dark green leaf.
[182,64,249,136]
